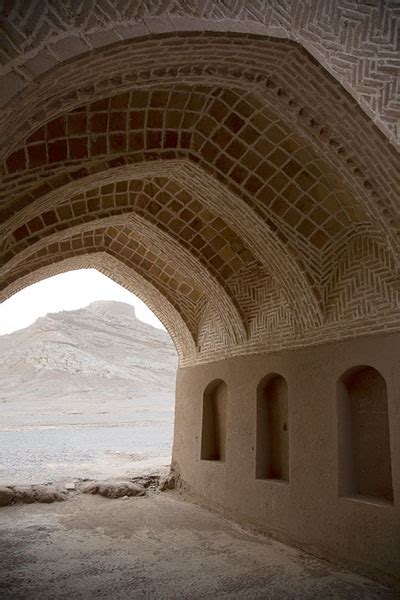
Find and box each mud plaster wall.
[173,331,400,582]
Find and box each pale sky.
[0,269,164,336]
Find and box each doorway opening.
[0,269,178,487]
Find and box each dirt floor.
[0,491,397,600]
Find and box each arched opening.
[256,373,289,481]
[337,365,393,503]
[0,269,178,485]
[1,9,400,589]
[200,379,227,462]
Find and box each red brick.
[129,111,145,130]
[109,112,127,131]
[27,216,44,233]
[27,126,45,144]
[146,131,162,149]
[67,113,87,135]
[90,135,107,156]
[110,133,127,152]
[13,225,29,241]
[224,113,245,133]
[48,139,68,163]
[6,148,26,173]
[110,93,130,109]
[89,113,108,133]
[164,131,178,148]
[89,98,110,111]
[180,131,191,148]
[28,143,47,168]
[42,210,58,226]
[46,117,66,140]
[69,137,88,159]
[128,131,144,151]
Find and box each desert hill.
[0,301,177,406]
[0,302,178,484]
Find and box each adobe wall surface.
[173,331,400,583]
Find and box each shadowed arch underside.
[0,27,399,366]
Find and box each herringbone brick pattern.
[324,236,400,323]
[0,1,398,145]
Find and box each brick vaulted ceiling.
[0,4,399,366]
[1,1,399,146]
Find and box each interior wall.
[172,332,400,583]
[256,374,289,481]
[337,366,393,502]
[201,379,227,462]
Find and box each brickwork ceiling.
[1,1,399,146]
[0,4,399,365]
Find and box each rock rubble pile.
[0,472,176,507]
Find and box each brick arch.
[1,214,248,348]
[1,34,399,363]
[3,85,365,244]
[2,207,302,345]
[3,82,389,328]
[2,175,260,323]
[2,43,399,264]
[1,161,324,328]
[0,35,398,251]
[0,251,197,361]
[3,229,202,353]
[1,2,398,146]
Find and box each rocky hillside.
[0,301,178,484]
[0,301,178,408]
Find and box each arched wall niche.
[200,379,227,462]
[172,333,400,583]
[256,373,289,482]
[337,365,393,503]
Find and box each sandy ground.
[0,405,174,485]
[0,492,397,600]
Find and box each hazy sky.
[0,269,164,336]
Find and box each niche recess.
[201,379,227,461]
[337,366,393,503]
[256,374,289,481]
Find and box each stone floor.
[0,492,397,599]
